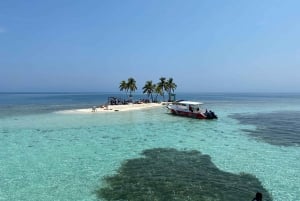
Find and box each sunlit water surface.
[0,93,300,200]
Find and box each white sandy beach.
[57,102,166,114]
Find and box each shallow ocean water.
[0,93,300,200]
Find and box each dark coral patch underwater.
[231,111,300,146]
[96,148,272,201]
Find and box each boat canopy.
[177,101,203,105]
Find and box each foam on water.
[1,93,300,200]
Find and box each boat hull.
[167,101,218,120]
[169,109,208,119]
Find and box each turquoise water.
[0,93,300,200]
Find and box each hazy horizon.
[1,1,300,93]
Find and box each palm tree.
[154,84,163,102]
[142,80,155,102]
[158,77,167,101]
[166,78,177,101]
[119,80,128,97]
[127,77,137,98]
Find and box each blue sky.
[1,0,300,92]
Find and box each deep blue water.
[0,92,113,117]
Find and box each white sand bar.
[57,103,166,114]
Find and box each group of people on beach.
[107,97,151,105]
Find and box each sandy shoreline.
[56,103,166,114]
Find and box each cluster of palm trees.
[119,77,137,98]
[119,77,177,102]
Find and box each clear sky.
[1,0,300,92]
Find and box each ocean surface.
[0,92,300,201]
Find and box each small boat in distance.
[166,100,218,119]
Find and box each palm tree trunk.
[167,89,171,102]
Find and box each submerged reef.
[231,111,300,146]
[96,148,272,201]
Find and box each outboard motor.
[206,110,218,119]
[210,111,217,119]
